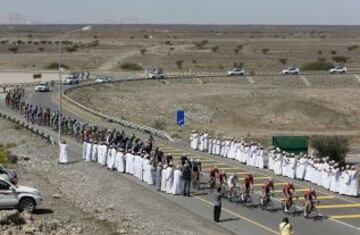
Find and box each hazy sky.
[1,0,359,25]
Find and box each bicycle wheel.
[267,200,274,212]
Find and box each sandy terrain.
[68,75,360,151]
[1,25,360,73]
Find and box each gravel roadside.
[0,119,233,235]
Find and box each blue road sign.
[176,110,185,126]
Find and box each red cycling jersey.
[218,172,226,182]
[209,168,219,177]
[263,181,274,193]
[283,183,295,196]
[244,175,254,188]
[304,191,317,201]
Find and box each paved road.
[1,81,360,235]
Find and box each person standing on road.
[279,217,294,235]
[59,140,69,164]
[213,187,224,223]
[182,163,192,196]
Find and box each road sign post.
[176,110,185,126]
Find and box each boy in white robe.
[82,139,88,160]
[59,140,69,164]
[85,140,92,162]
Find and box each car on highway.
[282,66,300,75]
[34,82,50,92]
[0,165,17,185]
[227,68,245,76]
[329,65,347,74]
[95,76,112,84]
[63,73,80,85]
[0,177,42,212]
[148,68,166,79]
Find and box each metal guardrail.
[0,111,56,145]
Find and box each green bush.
[211,46,220,53]
[8,46,18,53]
[176,60,184,69]
[332,56,349,63]
[153,119,167,130]
[65,46,77,52]
[311,136,349,164]
[347,45,358,52]
[278,58,288,65]
[261,48,270,55]
[301,61,334,70]
[120,63,143,71]
[46,62,70,69]
[140,48,146,55]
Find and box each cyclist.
[227,173,239,194]
[217,171,227,188]
[192,159,202,189]
[283,182,297,212]
[243,173,254,195]
[209,166,219,190]
[262,178,275,204]
[304,187,319,216]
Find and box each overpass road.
[1,81,359,235]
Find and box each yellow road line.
[254,182,286,187]
[274,188,307,193]
[317,203,360,209]
[194,196,278,234]
[202,162,226,166]
[330,214,360,219]
[279,196,335,200]
[239,176,271,180]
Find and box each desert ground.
[1,25,360,73]
[68,75,360,151]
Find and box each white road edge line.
[329,218,360,231]
[300,75,311,86]
[246,76,255,84]
[353,74,360,84]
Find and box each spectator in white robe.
[304,157,314,182]
[165,165,174,194]
[274,153,283,175]
[59,140,69,164]
[115,148,125,173]
[215,138,221,155]
[295,155,307,180]
[161,164,168,192]
[329,163,340,193]
[203,132,209,152]
[349,166,358,196]
[144,156,154,185]
[322,160,331,190]
[198,133,204,152]
[268,149,275,170]
[208,137,213,154]
[125,151,134,174]
[133,153,141,179]
[85,140,92,162]
[91,142,98,162]
[172,166,183,195]
[107,145,117,169]
[339,166,352,195]
[243,144,251,164]
[190,131,199,150]
[82,139,88,160]
[257,147,265,169]
[288,154,296,179]
[282,154,289,177]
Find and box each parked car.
[0,165,17,185]
[329,66,347,74]
[95,76,112,84]
[34,82,50,92]
[0,177,42,212]
[282,66,300,75]
[148,68,165,79]
[227,68,245,76]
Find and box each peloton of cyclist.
[304,187,319,216]
[217,170,227,187]
[283,182,297,212]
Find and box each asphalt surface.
[1,79,360,235]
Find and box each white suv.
[0,177,42,212]
[148,69,165,79]
[282,66,300,75]
[34,82,50,92]
[329,66,347,74]
[227,68,245,76]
